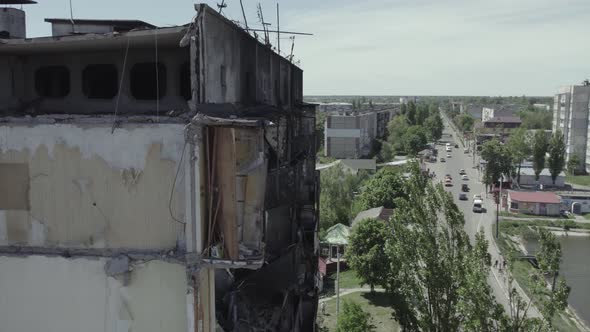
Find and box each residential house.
[557,191,590,214]
[507,191,561,216]
[351,206,394,229]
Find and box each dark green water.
[525,236,590,325]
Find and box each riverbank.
[497,219,590,331]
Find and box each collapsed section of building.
[0,3,318,332]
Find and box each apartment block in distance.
[553,80,590,172]
[0,3,318,332]
[324,109,396,159]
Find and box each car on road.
[461,184,469,192]
[446,147,452,152]
[473,194,482,201]
[440,157,445,162]
[444,179,453,187]
[459,193,468,200]
[464,148,469,153]
[446,153,451,158]
[454,144,459,148]
[445,174,452,179]
[459,169,466,175]
[462,175,469,180]
[473,199,483,213]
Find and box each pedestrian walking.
[494,260,498,268]
[502,260,507,270]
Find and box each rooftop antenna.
[276,3,280,54]
[68,0,76,34]
[217,0,226,14]
[288,36,295,62]
[257,3,271,46]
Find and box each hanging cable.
[154,28,159,122]
[169,141,188,225]
[111,36,130,134]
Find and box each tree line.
[480,128,569,192]
[344,163,570,331]
[381,101,444,160]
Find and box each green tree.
[532,228,570,328]
[567,154,580,175]
[384,168,480,331]
[416,103,429,126]
[424,113,444,142]
[455,113,475,132]
[357,167,406,209]
[387,115,409,153]
[547,130,566,185]
[319,165,368,234]
[346,218,389,292]
[532,130,549,181]
[481,139,513,192]
[337,300,375,332]
[507,127,531,184]
[407,101,417,125]
[400,103,407,115]
[402,125,428,156]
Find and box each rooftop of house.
[484,116,522,124]
[508,191,561,204]
[519,168,565,177]
[351,206,393,228]
[322,223,350,245]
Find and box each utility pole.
[496,175,503,239]
[336,246,341,327]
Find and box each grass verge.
[500,211,572,220]
[318,291,401,332]
[566,175,590,187]
[321,269,363,297]
[496,224,585,331]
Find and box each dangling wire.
[155,27,159,122]
[111,36,130,134]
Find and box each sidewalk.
[319,287,386,303]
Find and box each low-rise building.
[507,191,561,216]
[517,168,565,187]
[557,191,590,214]
[482,116,522,129]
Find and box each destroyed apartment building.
[0,2,319,332]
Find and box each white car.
[473,194,482,201]
[462,175,469,180]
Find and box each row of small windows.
[34,63,191,100]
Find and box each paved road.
[428,117,540,318]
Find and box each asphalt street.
[427,117,540,318]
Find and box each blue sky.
[17,0,590,96]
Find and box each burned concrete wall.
[0,256,188,332]
[0,27,190,115]
[0,122,186,249]
[195,4,303,107]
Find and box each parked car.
[459,193,468,200]
[440,158,446,162]
[462,175,469,181]
[459,169,466,175]
[454,144,459,148]
[461,184,469,192]
[464,148,469,153]
[446,153,451,158]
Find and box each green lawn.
[318,291,401,332]
[499,211,572,219]
[500,219,590,235]
[321,269,363,297]
[566,174,590,187]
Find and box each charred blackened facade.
[0,3,318,332]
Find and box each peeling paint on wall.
[0,124,185,170]
[0,124,187,249]
[0,256,188,332]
